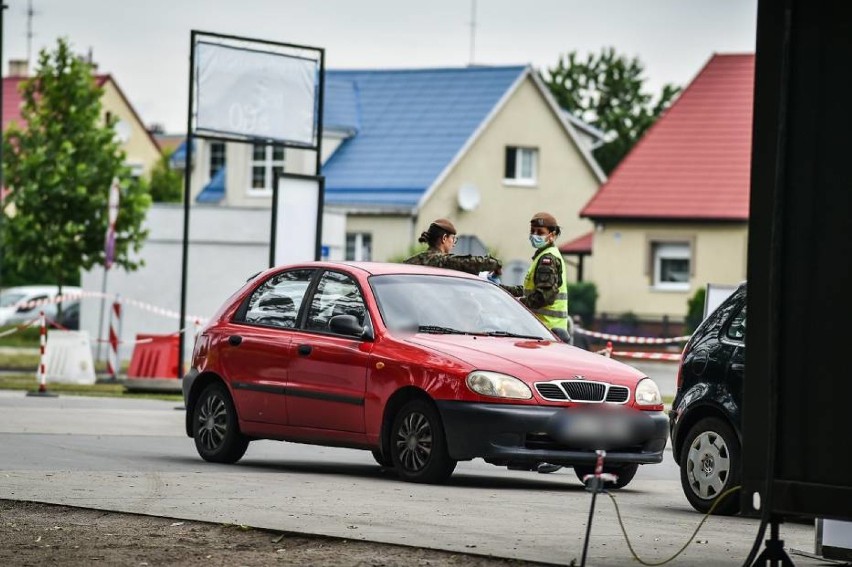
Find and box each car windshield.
[0,293,26,307]
[370,274,551,339]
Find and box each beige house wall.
[592,222,748,319]
[344,214,414,262]
[417,76,599,276]
[100,80,161,178]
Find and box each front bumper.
[436,401,668,466]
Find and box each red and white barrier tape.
[0,317,40,337]
[7,291,208,324]
[610,351,682,362]
[576,327,690,344]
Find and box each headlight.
[466,371,532,400]
[634,378,662,406]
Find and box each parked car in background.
[669,282,746,515]
[183,262,669,486]
[0,285,82,327]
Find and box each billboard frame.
[178,30,326,378]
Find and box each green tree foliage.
[544,48,681,174]
[148,148,183,203]
[685,287,707,333]
[567,282,598,327]
[1,38,150,289]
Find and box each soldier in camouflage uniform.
[502,212,569,335]
[404,219,503,275]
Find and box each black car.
[669,282,746,515]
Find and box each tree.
[1,38,150,290]
[149,149,183,203]
[544,48,681,174]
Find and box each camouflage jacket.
[503,248,564,310]
[403,249,501,275]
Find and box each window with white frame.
[249,143,285,195]
[504,146,538,185]
[209,141,226,179]
[345,233,372,261]
[652,242,691,290]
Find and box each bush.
[567,282,598,327]
[686,287,706,333]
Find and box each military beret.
[530,212,559,228]
[430,218,457,234]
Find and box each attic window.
[504,146,538,186]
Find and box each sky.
[1,0,758,133]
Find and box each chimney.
[9,59,29,77]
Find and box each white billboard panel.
[195,41,318,146]
[273,176,321,266]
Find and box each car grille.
[534,381,630,404]
[606,386,629,403]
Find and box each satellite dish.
[457,183,481,212]
[114,120,132,144]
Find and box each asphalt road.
[0,390,822,566]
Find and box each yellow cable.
[605,485,742,566]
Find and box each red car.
[182,262,667,486]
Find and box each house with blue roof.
[183,64,604,282]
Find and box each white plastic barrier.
[42,330,96,385]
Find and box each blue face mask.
[529,234,549,249]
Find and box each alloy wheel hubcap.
[395,411,432,472]
[686,430,731,500]
[197,393,228,451]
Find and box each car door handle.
[297,344,312,356]
[731,363,745,372]
[228,335,243,346]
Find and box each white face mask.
[529,234,549,249]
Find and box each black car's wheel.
[391,399,456,483]
[192,382,249,464]
[371,449,394,468]
[573,463,639,489]
[679,417,741,515]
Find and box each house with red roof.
[580,54,754,322]
[2,60,162,182]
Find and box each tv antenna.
[26,0,38,67]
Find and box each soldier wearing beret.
[503,212,570,336]
[404,218,503,276]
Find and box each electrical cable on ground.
[606,485,742,566]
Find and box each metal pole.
[178,31,197,379]
[313,49,326,261]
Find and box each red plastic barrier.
[127,334,179,380]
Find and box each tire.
[192,382,249,464]
[371,449,394,468]
[573,463,639,489]
[390,399,456,483]
[679,417,741,515]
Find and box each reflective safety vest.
[523,244,569,330]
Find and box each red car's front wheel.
[391,400,456,484]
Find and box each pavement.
[0,390,828,566]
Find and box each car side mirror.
[329,314,366,338]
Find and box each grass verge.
[0,374,182,402]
